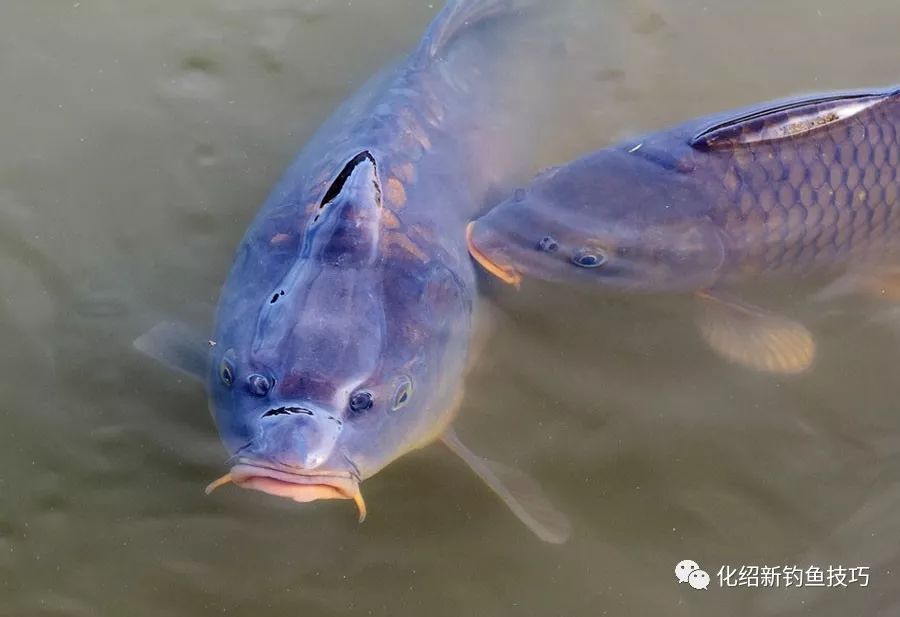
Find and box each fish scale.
[691,93,900,278]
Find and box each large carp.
[136,0,570,543]
[468,86,900,374]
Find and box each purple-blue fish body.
[469,86,900,373]
[137,0,571,543]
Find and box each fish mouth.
[466,222,522,287]
[205,460,367,522]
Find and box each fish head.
[208,150,471,516]
[468,148,726,292]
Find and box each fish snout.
[466,221,522,287]
[205,406,365,521]
[251,405,344,470]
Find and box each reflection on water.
[1,0,899,615]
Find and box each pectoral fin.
[814,268,900,303]
[133,321,210,383]
[696,292,815,374]
[442,428,571,544]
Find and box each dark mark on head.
[262,406,314,418]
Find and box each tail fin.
[415,0,540,64]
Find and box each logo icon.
[675,559,710,590]
[689,569,710,590]
[675,559,700,583]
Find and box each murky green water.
[2,1,900,615]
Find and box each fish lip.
[466,222,522,287]
[230,458,358,496]
[217,461,367,521]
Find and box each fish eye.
[247,373,272,397]
[349,390,374,413]
[536,236,559,252]
[391,377,413,411]
[572,248,607,268]
[220,359,235,387]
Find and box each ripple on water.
[70,286,131,321]
[161,53,224,101]
[194,141,216,163]
[0,191,63,365]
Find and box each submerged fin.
[691,87,899,150]
[442,428,571,544]
[133,321,209,383]
[417,0,539,64]
[814,268,900,303]
[811,273,867,303]
[696,292,815,375]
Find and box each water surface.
[2,1,900,615]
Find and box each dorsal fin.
[415,0,538,65]
[691,87,900,150]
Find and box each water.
[2,1,900,615]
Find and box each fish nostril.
[247,373,273,397]
[536,236,559,252]
[262,406,314,418]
